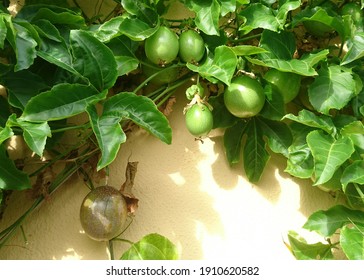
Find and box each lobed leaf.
[307,130,355,186]
[187,45,237,86]
[103,92,172,145]
[308,65,357,115]
[303,205,364,237]
[120,233,179,260]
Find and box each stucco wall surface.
[0,86,338,260]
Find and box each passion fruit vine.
[80,185,128,241]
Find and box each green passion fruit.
[80,185,127,241]
[185,104,213,137]
[179,30,205,64]
[145,26,179,66]
[264,69,302,104]
[224,76,265,118]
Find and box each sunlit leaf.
[341,160,364,188]
[187,45,237,85]
[0,126,14,145]
[86,105,126,170]
[308,65,357,115]
[307,130,355,186]
[120,233,179,260]
[340,224,364,260]
[287,231,334,260]
[22,83,106,122]
[341,33,364,65]
[103,92,172,144]
[303,205,364,237]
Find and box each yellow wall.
[0,0,340,260]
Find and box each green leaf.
[208,94,237,129]
[259,30,296,60]
[303,205,364,237]
[239,3,280,34]
[257,118,292,157]
[223,120,246,165]
[230,45,268,56]
[13,22,38,71]
[283,109,335,134]
[119,17,159,41]
[341,33,364,65]
[121,0,159,27]
[276,0,301,26]
[287,231,334,260]
[187,45,237,86]
[90,16,125,43]
[120,233,179,260]
[70,30,118,91]
[243,118,270,182]
[259,85,286,120]
[103,92,172,144]
[22,83,106,122]
[0,14,8,48]
[0,145,31,191]
[308,65,357,115]
[1,69,49,110]
[0,96,11,127]
[0,126,14,145]
[10,115,51,156]
[86,105,126,170]
[340,224,364,260]
[341,160,364,188]
[307,130,355,186]
[185,0,220,35]
[17,5,85,28]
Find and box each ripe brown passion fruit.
[80,185,127,241]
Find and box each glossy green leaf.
[341,33,364,65]
[103,92,172,144]
[340,224,364,260]
[22,83,106,122]
[70,30,118,91]
[283,109,335,134]
[309,65,356,115]
[90,16,125,43]
[307,130,355,186]
[243,118,270,182]
[86,105,126,170]
[341,160,364,188]
[1,69,49,110]
[120,233,179,260]
[224,120,246,165]
[287,231,334,260]
[344,184,364,208]
[259,30,296,60]
[257,118,292,157]
[13,22,38,71]
[0,126,14,145]
[303,205,364,237]
[0,145,31,191]
[187,45,237,86]
[209,94,237,129]
[185,0,220,35]
[239,3,280,34]
[0,14,8,48]
[121,0,159,27]
[231,45,268,56]
[259,85,285,120]
[10,115,51,156]
[276,0,301,26]
[16,5,85,28]
[119,17,159,41]
[219,0,236,16]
